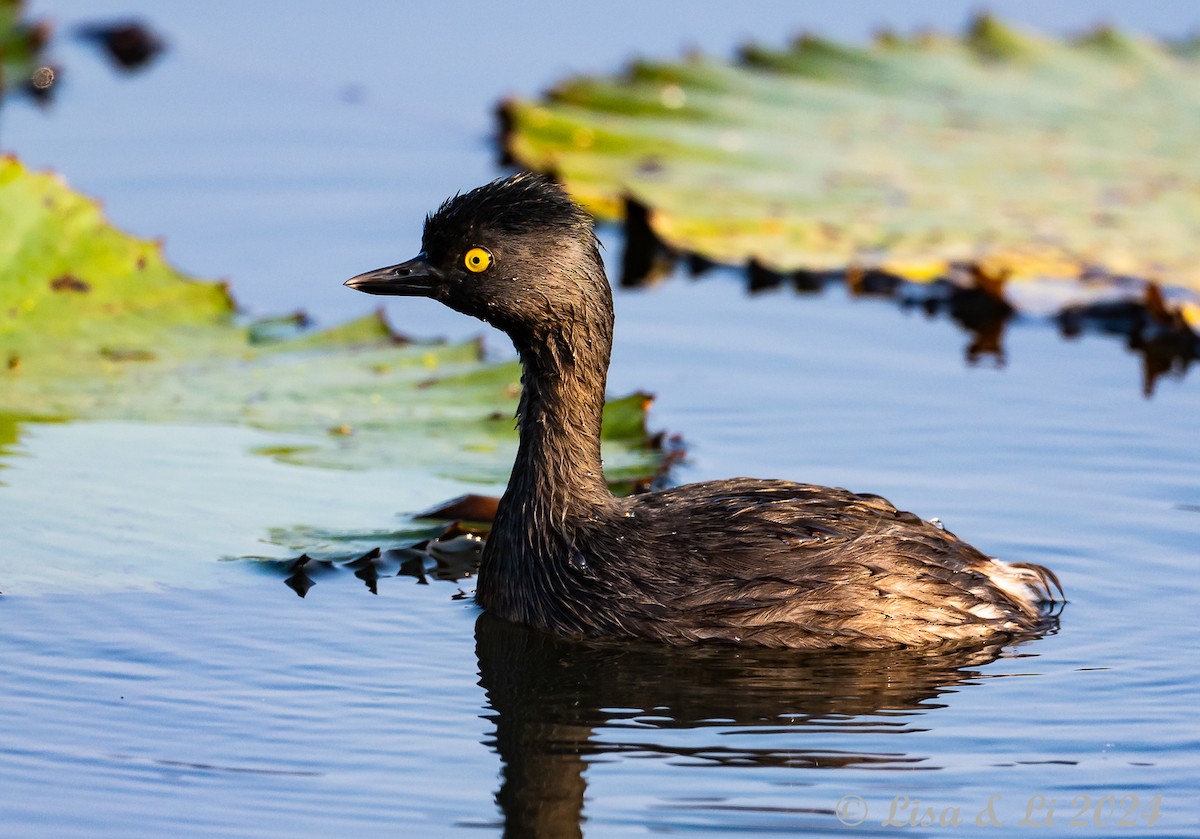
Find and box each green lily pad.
[0,156,664,484]
[499,16,1200,313]
[0,156,235,371]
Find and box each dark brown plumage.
[345,173,1062,649]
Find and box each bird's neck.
[478,262,617,624]
[505,306,614,518]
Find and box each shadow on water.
[473,612,1045,838]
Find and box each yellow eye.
[463,247,492,273]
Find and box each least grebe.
[345,173,1061,649]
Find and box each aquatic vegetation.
[500,16,1200,328]
[0,157,665,482]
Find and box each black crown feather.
[424,172,592,245]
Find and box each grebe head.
[344,173,607,339]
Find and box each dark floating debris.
[75,20,165,71]
[792,268,831,293]
[25,64,57,104]
[619,196,676,288]
[265,523,488,598]
[1058,282,1198,396]
[846,265,904,298]
[902,264,1015,367]
[685,252,717,278]
[494,99,519,167]
[283,554,322,597]
[747,258,787,293]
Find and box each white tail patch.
[970,558,1062,621]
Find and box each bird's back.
[496,478,1061,650]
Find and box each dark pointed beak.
[344,252,441,297]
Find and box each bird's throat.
[508,326,613,512]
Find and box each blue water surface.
[2,2,1199,836]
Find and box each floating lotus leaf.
[499,16,1200,312]
[0,156,664,484]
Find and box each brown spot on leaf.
[50,274,91,293]
[99,347,157,362]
